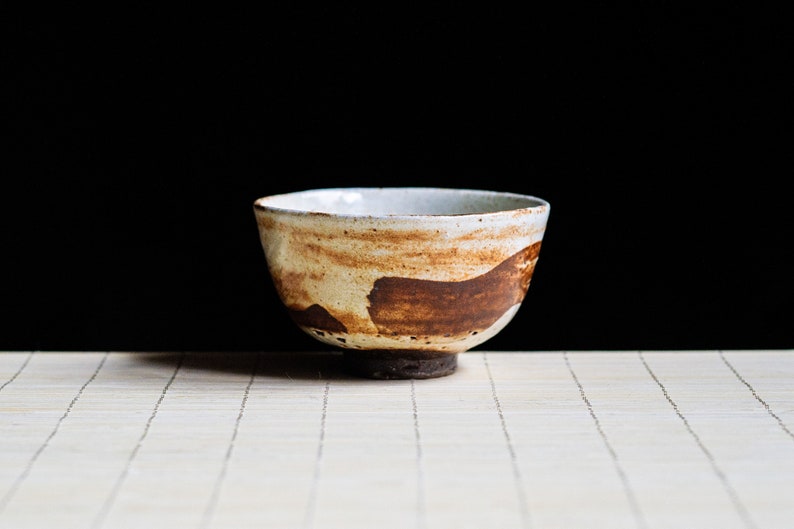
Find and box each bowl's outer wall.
[254,200,550,354]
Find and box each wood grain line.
[0,352,34,393]
[410,379,427,529]
[638,351,757,529]
[484,352,532,529]
[0,352,108,514]
[564,351,647,529]
[302,381,330,529]
[91,352,185,529]
[719,350,794,442]
[199,353,260,529]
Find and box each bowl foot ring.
[343,350,458,380]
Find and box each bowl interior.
[255,187,548,216]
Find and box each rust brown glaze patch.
[366,242,542,336]
[270,270,317,308]
[288,304,348,334]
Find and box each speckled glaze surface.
[253,187,550,378]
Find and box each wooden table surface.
[1,350,792,529]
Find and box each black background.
[6,5,792,352]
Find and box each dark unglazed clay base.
[343,350,458,380]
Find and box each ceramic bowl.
[253,187,550,379]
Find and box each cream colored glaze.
[254,187,550,353]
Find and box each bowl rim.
[253,186,550,219]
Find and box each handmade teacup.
[253,187,550,379]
